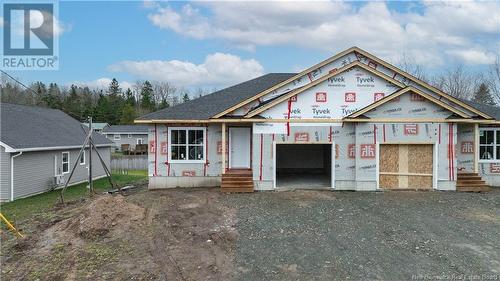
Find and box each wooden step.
[456,185,490,192]
[456,173,490,192]
[221,187,254,193]
[457,180,486,185]
[221,169,254,193]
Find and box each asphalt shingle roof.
[1,103,113,150]
[137,73,296,120]
[458,99,500,120]
[103,125,149,133]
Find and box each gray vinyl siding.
[0,146,11,201]
[12,147,111,200]
[104,134,148,151]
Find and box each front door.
[229,127,251,169]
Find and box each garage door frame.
[376,141,438,190]
[272,141,335,190]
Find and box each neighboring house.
[82,122,109,133]
[0,103,113,202]
[102,125,149,151]
[136,47,500,192]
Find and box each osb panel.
[380,145,399,173]
[408,145,433,174]
[408,176,433,189]
[380,175,399,189]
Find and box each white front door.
[229,127,251,169]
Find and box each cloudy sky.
[6,0,500,91]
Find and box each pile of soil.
[1,188,239,280]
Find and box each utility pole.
[88,116,93,194]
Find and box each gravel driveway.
[224,189,500,280]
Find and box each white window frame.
[137,138,143,145]
[114,134,121,140]
[128,134,132,139]
[62,152,70,174]
[168,127,206,164]
[479,128,500,163]
[80,150,86,165]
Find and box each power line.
[0,70,39,96]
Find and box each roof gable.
[346,87,470,119]
[221,47,493,120]
[246,61,404,118]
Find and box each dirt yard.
[1,187,499,280]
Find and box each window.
[128,134,132,139]
[479,128,500,161]
[114,134,121,140]
[137,138,143,145]
[169,127,205,163]
[80,150,86,165]
[62,152,70,174]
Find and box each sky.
[3,0,500,92]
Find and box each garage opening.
[276,144,332,189]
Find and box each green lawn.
[0,171,147,222]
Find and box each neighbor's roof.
[459,99,500,120]
[1,103,113,152]
[102,125,149,134]
[82,122,109,130]
[137,73,296,120]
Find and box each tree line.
[397,55,500,106]
[0,77,212,124]
[1,57,498,125]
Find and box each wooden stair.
[456,173,490,192]
[221,169,254,193]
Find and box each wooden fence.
[111,155,148,172]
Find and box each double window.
[169,127,205,163]
[479,128,500,161]
[114,134,121,140]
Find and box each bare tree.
[430,65,484,100]
[396,53,429,82]
[152,81,177,106]
[486,56,500,104]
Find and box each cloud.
[147,1,500,66]
[108,53,264,88]
[71,78,134,91]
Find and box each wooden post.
[474,123,479,173]
[221,123,226,175]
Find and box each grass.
[0,171,147,222]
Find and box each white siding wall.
[11,147,111,200]
[0,146,11,201]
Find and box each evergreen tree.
[45,83,63,109]
[120,104,137,124]
[472,83,496,105]
[106,79,125,124]
[108,78,122,96]
[182,92,190,103]
[140,81,155,111]
[124,88,136,106]
[158,98,170,110]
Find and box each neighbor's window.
[80,150,86,165]
[62,152,70,173]
[128,134,132,138]
[114,134,121,140]
[137,138,143,145]
[169,127,205,162]
[479,128,500,161]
